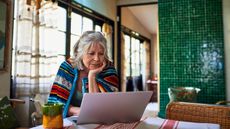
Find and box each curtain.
[120,32,126,92]
[102,23,113,61]
[142,41,151,90]
[120,34,150,92]
[12,0,64,97]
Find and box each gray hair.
[72,31,111,70]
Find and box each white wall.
[117,0,157,5]
[121,7,152,39]
[223,0,230,101]
[73,0,116,21]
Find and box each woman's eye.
[88,52,94,55]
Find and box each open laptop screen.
[76,91,153,125]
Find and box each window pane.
[82,17,93,32]
[39,28,66,55]
[55,31,66,55]
[124,35,131,76]
[126,62,130,76]
[140,43,143,71]
[57,7,67,31]
[70,35,80,57]
[131,63,139,76]
[124,35,143,76]
[71,13,82,35]
[124,35,130,60]
[132,63,135,76]
[131,37,136,53]
[95,25,101,31]
[131,38,140,65]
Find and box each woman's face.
[82,42,105,70]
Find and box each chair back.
[166,102,230,129]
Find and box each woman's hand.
[68,105,80,116]
[88,61,106,77]
[88,61,106,93]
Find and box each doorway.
[116,1,159,116]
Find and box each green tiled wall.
[158,0,225,118]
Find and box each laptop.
[68,91,153,125]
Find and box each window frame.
[122,26,150,77]
[58,1,115,60]
[10,1,115,97]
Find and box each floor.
[142,102,159,118]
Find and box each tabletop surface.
[31,117,220,129]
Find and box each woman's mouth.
[91,64,100,67]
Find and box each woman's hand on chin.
[88,61,106,77]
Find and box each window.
[12,0,114,97]
[124,34,144,77]
[68,4,112,58]
[70,13,98,56]
[122,26,151,92]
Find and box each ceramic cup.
[42,103,63,129]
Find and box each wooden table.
[31,117,220,129]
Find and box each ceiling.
[127,4,158,34]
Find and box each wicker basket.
[166,102,230,129]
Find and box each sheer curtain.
[142,41,151,90]
[12,0,65,97]
[120,32,150,92]
[120,32,127,92]
[102,23,113,61]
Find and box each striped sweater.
[47,60,119,117]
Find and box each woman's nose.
[93,54,99,61]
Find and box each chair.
[166,102,230,129]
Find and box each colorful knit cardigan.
[47,60,119,117]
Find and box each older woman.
[48,31,119,117]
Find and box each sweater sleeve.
[47,60,76,105]
[81,63,119,93]
[96,64,119,92]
